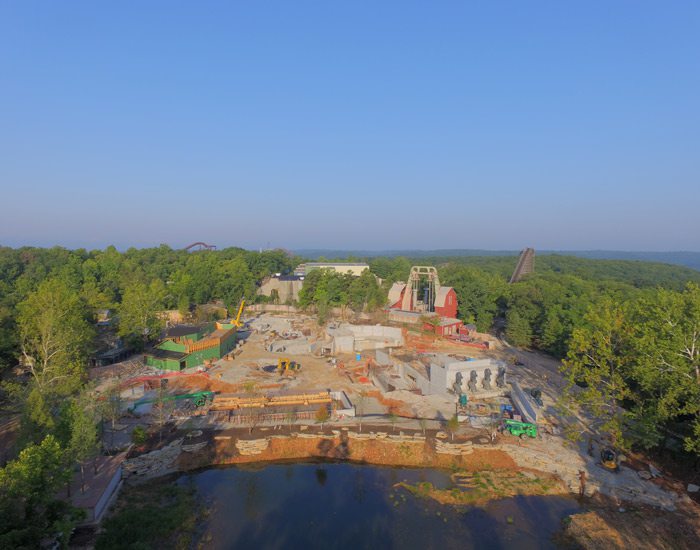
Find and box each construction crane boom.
[231,299,246,327]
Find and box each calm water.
[177,463,580,550]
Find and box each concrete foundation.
[371,354,508,398]
[428,356,508,396]
[326,324,404,354]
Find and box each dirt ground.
[97,312,695,521]
[560,495,700,550]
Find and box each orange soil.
[365,390,413,417]
[167,375,282,394]
[180,432,518,472]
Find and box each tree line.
[0,244,298,546]
[0,245,699,545]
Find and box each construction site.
[85,255,694,525]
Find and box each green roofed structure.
[144,321,237,371]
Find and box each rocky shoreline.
[124,427,694,514]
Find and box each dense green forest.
[0,244,699,545]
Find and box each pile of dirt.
[365,390,413,417]
[561,498,700,550]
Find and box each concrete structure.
[509,379,539,423]
[294,262,369,277]
[428,356,507,396]
[372,354,507,397]
[387,309,424,325]
[144,321,237,371]
[325,324,404,354]
[60,452,126,524]
[258,275,304,304]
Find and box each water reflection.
[179,463,580,550]
[315,467,328,487]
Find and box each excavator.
[600,447,619,472]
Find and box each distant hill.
[294,249,700,271]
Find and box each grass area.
[96,480,203,550]
[398,470,561,506]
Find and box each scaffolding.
[401,266,441,312]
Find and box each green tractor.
[503,419,538,439]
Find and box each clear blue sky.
[1,1,698,251]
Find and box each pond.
[178,463,580,549]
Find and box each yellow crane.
[231,299,246,328]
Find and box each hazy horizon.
[1,2,699,251]
[1,241,699,255]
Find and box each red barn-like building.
[387,282,407,309]
[434,287,458,318]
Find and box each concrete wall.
[509,380,539,423]
[375,349,391,366]
[94,466,122,522]
[328,324,404,354]
[387,309,422,324]
[347,325,403,340]
[258,277,303,304]
[331,335,355,354]
[330,390,356,417]
[399,363,431,394]
[428,357,506,396]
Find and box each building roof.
[166,324,201,338]
[436,317,462,326]
[147,348,186,360]
[387,282,406,304]
[434,286,455,308]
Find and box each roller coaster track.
[510,248,535,283]
[184,242,217,251]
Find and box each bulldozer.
[278,358,301,375]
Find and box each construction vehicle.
[456,393,468,414]
[277,358,301,375]
[503,419,538,439]
[130,390,215,412]
[600,447,619,472]
[231,299,246,328]
[529,388,544,407]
